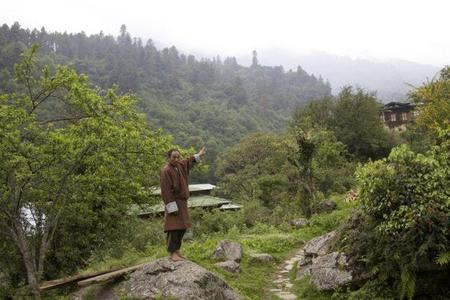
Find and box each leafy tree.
[0,45,170,298]
[287,128,316,217]
[215,132,291,207]
[215,129,354,216]
[333,86,395,160]
[292,87,397,161]
[291,95,335,130]
[410,66,450,135]
[309,129,354,195]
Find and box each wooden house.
[380,102,418,130]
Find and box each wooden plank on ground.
[77,263,147,287]
[39,267,123,291]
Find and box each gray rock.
[249,253,274,263]
[310,267,353,290]
[213,240,243,262]
[298,255,312,267]
[303,231,336,257]
[289,218,309,228]
[215,260,241,273]
[310,252,353,291]
[121,258,240,300]
[311,252,340,268]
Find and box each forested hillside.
[241,50,440,101]
[0,22,331,180]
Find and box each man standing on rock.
[160,147,206,261]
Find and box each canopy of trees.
[291,86,398,161]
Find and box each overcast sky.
[3,0,449,66]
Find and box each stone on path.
[267,249,304,300]
[274,291,297,300]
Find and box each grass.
[44,195,353,300]
[292,277,334,300]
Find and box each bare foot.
[169,253,184,261]
[176,250,186,259]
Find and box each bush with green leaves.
[338,129,450,299]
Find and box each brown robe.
[160,156,197,232]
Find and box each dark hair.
[167,149,179,159]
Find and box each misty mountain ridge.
[236,50,442,102]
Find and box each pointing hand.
[198,147,206,157]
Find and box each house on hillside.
[136,184,242,218]
[380,102,418,130]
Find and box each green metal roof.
[150,184,216,195]
[137,195,232,215]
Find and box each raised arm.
[180,147,206,172]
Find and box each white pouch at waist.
[165,201,179,214]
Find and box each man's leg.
[167,230,186,261]
[175,230,186,258]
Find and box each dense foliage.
[334,71,450,299]
[0,22,332,182]
[292,86,398,161]
[338,133,449,299]
[215,128,354,217]
[410,66,450,136]
[0,46,172,298]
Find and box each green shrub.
[338,130,450,299]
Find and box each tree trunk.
[12,219,41,299]
[7,168,41,299]
[37,226,49,282]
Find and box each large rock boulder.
[310,252,353,290]
[213,240,243,262]
[297,231,355,291]
[120,258,240,299]
[303,230,336,257]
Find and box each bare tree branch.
[29,89,57,115]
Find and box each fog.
[3,0,448,100]
[3,0,450,66]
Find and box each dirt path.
[266,248,304,300]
